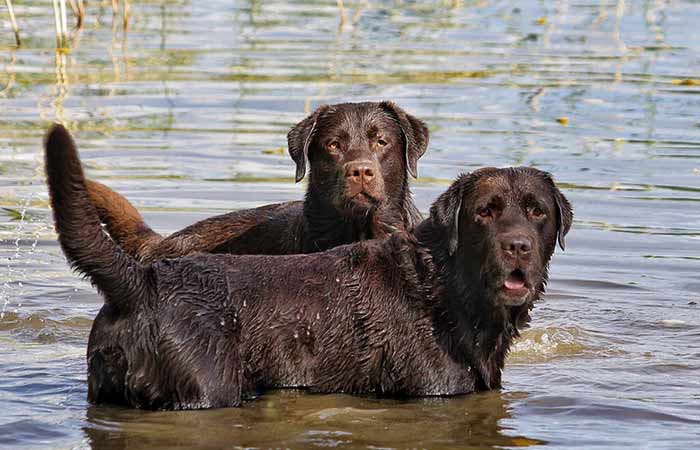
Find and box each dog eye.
[327,141,340,151]
[530,207,545,218]
[477,207,493,218]
[377,138,388,147]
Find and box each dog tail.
[45,124,153,310]
[85,179,163,259]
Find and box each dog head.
[287,101,429,216]
[429,167,573,307]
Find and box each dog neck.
[403,219,535,390]
[302,188,411,253]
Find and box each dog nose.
[345,161,376,186]
[500,235,532,259]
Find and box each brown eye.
[328,141,339,151]
[377,138,388,147]
[478,207,492,219]
[530,207,545,218]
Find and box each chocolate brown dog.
[46,125,572,410]
[85,101,428,261]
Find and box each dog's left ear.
[379,101,429,179]
[430,175,469,256]
[543,173,573,251]
[288,105,329,182]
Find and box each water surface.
[1,1,699,449]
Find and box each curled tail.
[45,124,153,310]
[85,179,162,260]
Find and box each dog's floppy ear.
[542,172,573,251]
[287,105,328,182]
[430,175,470,256]
[379,101,429,179]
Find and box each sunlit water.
[1,1,698,449]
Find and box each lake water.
[1,1,699,449]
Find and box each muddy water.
[1,1,699,449]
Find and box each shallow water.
[1,1,698,449]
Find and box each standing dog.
[46,125,572,410]
[84,101,429,261]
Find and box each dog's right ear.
[429,174,471,256]
[287,105,328,182]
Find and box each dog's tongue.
[505,272,525,290]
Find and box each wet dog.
[84,101,429,261]
[45,125,572,410]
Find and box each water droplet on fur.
[293,331,299,339]
[335,278,340,283]
[220,319,225,326]
[242,299,247,307]
[316,312,320,320]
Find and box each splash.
[508,326,590,363]
[1,193,43,320]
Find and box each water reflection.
[83,390,544,450]
[0,47,17,97]
[52,49,69,124]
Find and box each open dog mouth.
[502,269,530,301]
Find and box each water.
[1,1,698,448]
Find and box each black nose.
[500,235,532,259]
[345,160,376,186]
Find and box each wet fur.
[45,125,572,410]
[85,101,428,261]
